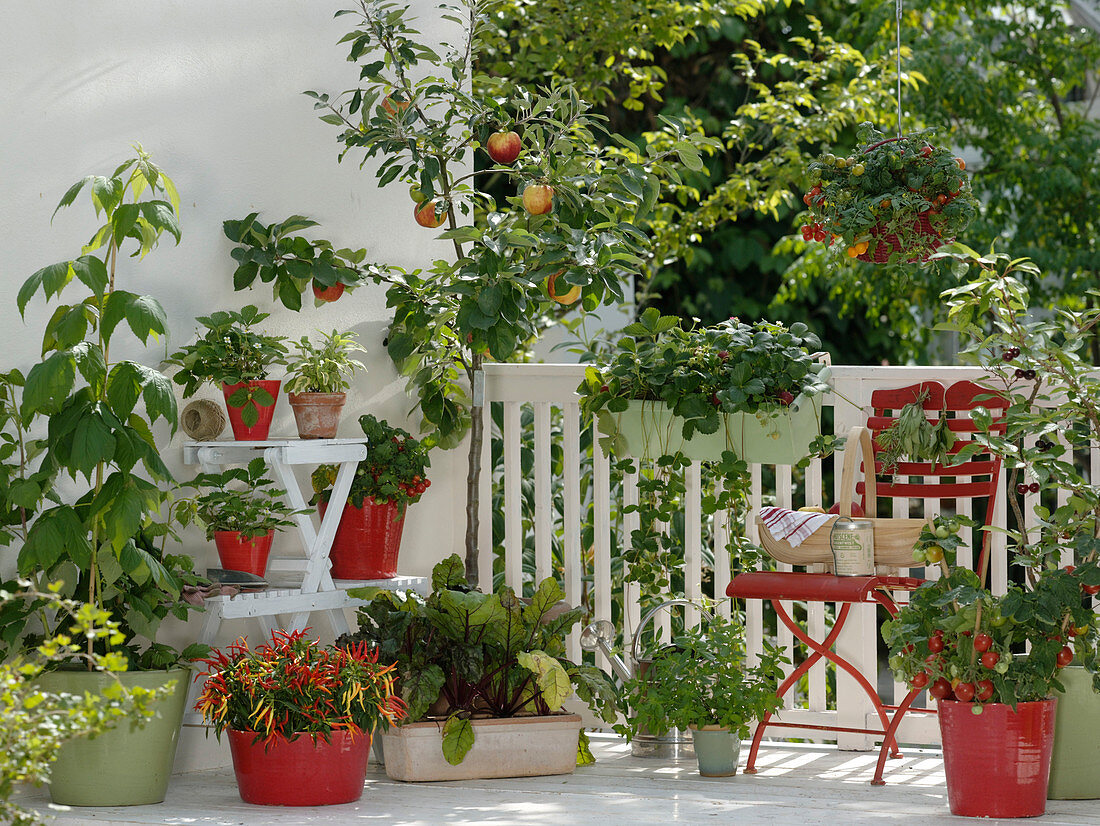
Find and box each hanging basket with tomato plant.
[800,122,979,264]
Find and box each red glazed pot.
[222,380,281,441]
[938,698,1057,818]
[320,498,405,580]
[213,530,274,577]
[227,729,369,806]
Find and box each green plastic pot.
[1048,665,1100,800]
[37,667,189,806]
[616,392,824,465]
[689,726,740,777]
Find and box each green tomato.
[934,525,951,539]
[994,660,1010,674]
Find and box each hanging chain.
[896,0,904,137]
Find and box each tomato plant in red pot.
[195,629,406,806]
[167,305,288,440]
[179,458,308,577]
[311,414,431,580]
[884,519,1100,819]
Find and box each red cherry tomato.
[911,671,930,689]
[1057,645,1074,668]
[954,682,975,702]
[980,651,1000,670]
[973,633,993,653]
[976,679,994,702]
[929,678,952,700]
[927,636,945,654]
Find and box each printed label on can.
[830,519,875,576]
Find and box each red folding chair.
[727,379,1007,784]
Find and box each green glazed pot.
[37,667,189,806]
[1048,666,1100,800]
[616,392,824,465]
[689,726,740,777]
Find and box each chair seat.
[726,571,924,603]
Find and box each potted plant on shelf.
[802,122,979,263]
[178,458,308,577]
[937,249,1100,801]
[284,329,367,439]
[311,414,430,580]
[194,628,406,806]
[339,555,619,781]
[167,305,288,440]
[577,308,832,464]
[12,147,206,807]
[617,611,786,777]
[884,527,1099,818]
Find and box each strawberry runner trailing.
[195,628,406,748]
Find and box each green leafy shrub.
[284,330,366,394]
[178,458,308,541]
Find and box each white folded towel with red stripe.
[758,506,834,547]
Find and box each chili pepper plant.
[194,628,406,746]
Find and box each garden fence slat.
[623,470,641,638]
[478,402,493,590]
[562,401,583,662]
[686,461,702,629]
[593,419,613,673]
[504,402,523,592]
[534,402,552,587]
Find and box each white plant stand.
[181,438,428,722]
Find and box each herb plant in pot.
[578,309,831,463]
[340,555,619,781]
[802,122,979,263]
[14,148,206,807]
[167,305,288,440]
[284,329,366,439]
[617,611,786,777]
[195,629,406,806]
[884,520,1100,818]
[179,458,308,577]
[311,414,430,580]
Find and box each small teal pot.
[689,726,740,777]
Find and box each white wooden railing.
[477,363,1096,749]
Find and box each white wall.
[0,2,467,626]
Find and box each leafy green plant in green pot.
[13,147,206,807]
[167,305,288,440]
[177,458,308,578]
[802,122,980,263]
[310,414,430,580]
[338,554,618,781]
[935,249,1100,801]
[284,329,366,439]
[577,308,832,463]
[616,611,786,777]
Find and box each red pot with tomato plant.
[938,698,1057,818]
[312,414,431,579]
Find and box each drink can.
[830,517,875,576]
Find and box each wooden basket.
[755,425,927,568]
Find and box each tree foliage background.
[477,0,1100,364]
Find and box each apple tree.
[305,0,717,585]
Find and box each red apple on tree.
[312,281,345,303]
[381,95,411,118]
[522,183,554,215]
[414,200,447,228]
[546,270,580,305]
[486,130,522,165]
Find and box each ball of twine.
[181,399,226,441]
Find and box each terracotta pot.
[288,392,346,439]
[320,498,404,579]
[939,698,1057,818]
[228,729,369,806]
[221,380,281,441]
[213,529,274,577]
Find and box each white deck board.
[15,734,1099,825]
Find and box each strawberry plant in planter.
[167,306,288,440]
[311,414,431,580]
[802,122,979,263]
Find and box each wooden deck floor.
[16,734,1099,825]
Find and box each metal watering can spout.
[631,598,715,668]
[579,619,632,682]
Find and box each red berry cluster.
[800,221,830,244]
[398,475,431,497]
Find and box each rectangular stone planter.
[616,392,824,464]
[380,714,582,782]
